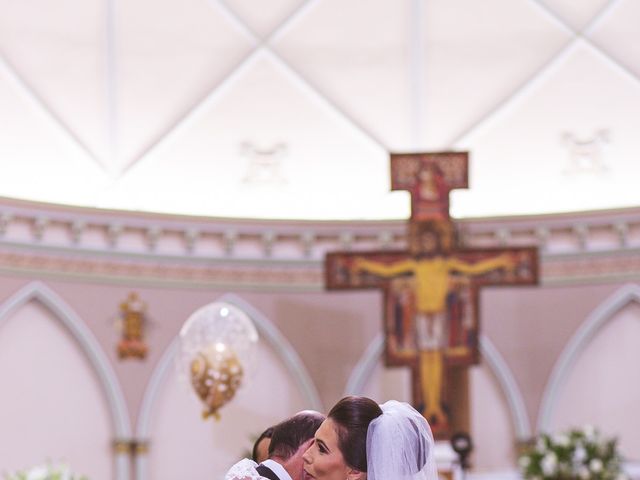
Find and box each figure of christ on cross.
[353,222,518,427]
[325,151,539,438]
[327,221,537,436]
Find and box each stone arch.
[0,281,132,480]
[537,283,640,432]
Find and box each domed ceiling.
[0,0,638,220]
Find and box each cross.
[325,151,538,439]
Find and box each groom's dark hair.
[268,410,325,460]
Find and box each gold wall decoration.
[116,292,149,360]
[113,438,150,456]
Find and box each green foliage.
[519,426,628,480]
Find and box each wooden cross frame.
[325,152,538,439]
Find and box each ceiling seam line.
[529,0,639,85]
[208,0,261,44]
[448,0,625,148]
[116,0,319,179]
[266,0,323,44]
[0,53,107,173]
[106,0,118,175]
[447,38,579,148]
[212,0,389,151]
[262,48,389,152]
[116,48,264,178]
[213,0,389,150]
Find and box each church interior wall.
[0,294,116,479]
[546,300,640,460]
[0,205,638,477]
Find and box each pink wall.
[0,272,638,476]
[0,301,113,477]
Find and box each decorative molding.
[1,242,640,291]
[135,294,322,480]
[146,227,161,251]
[0,281,132,480]
[344,333,531,440]
[614,221,628,248]
[0,199,640,288]
[537,283,640,432]
[301,231,315,258]
[107,223,122,248]
[1,200,640,260]
[32,216,48,242]
[262,230,276,257]
[1,245,640,291]
[184,228,199,253]
[71,220,86,245]
[561,130,610,176]
[0,212,11,236]
[240,141,288,186]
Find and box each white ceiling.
[0,0,638,220]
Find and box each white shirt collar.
[261,459,293,480]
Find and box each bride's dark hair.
[327,396,383,472]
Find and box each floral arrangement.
[3,463,88,480]
[518,426,628,480]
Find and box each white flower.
[25,465,49,480]
[577,466,590,480]
[541,452,558,476]
[590,458,603,473]
[521,427,624,480]
[573,445,587,463]
[583,424,597,441]
[554,433,570,447]
[6,462,82,480]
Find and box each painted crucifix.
[325,152,538,439]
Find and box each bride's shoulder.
[225,458,261,480]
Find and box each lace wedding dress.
[225,459,266,480]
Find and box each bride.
[302,396,437,480]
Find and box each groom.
[225,410,325,480]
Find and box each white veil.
[366,400,438,480]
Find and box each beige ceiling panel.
[116,0,254,172]
[588,0,640,78]
[272,0,414,150]
[0,68,108,206]
[452,43,640,218]
[0,0,109,163]
[421,0,572,149]
[108,55,408,220]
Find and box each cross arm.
[450,247,539,286]
[325,250,412,290]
